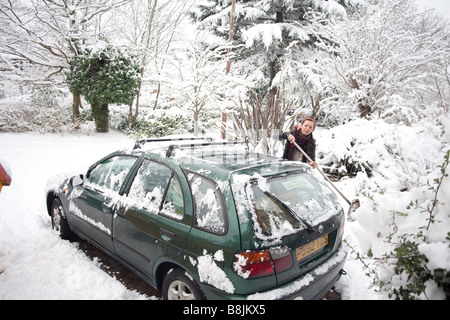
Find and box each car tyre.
[162,268,205,300]
[51,198,73,240]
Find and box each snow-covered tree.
[0,0,132,122]
[114,0,194,128]
[167,32,245,136]
[294,0,450,124]
[191,0,363,151]
[191,0,361,94]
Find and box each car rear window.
[249,172,342,238]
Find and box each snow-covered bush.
[351,150,450,300]
[30,84,66,109]
[317,118,443,188]
[318,117,450,300]
[0,93,86,134]
[230,91,295,156]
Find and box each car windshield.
[250,172,342,238]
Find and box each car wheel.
[51,198,73,240]
[162,268,205,300]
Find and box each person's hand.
[288,134,295,144]
[309,161,318,168]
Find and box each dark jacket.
[280,130,316,162]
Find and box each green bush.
[67,46,141,132]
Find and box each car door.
[70,155,137,252]
[113,158,191,279]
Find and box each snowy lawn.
[0,117,448,299]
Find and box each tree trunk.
[153,82,161,110]
[225,0,237,75]
[221,112,227,140]
[72,89,82,123]
[92,102,110,133]
[130,68,144,128]
[349,76,372,118]
[311,96,320,119]
[193,111,199,136]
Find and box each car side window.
[161,176,184,220]
[189,173,226,234]
[128,159,184,219]
[88,155,136,192]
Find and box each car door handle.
[160,228,175,242]
[102,202,113,212]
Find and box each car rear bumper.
[202,245,348,300]
[247,245,348,300]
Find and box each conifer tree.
[191,0,358,95]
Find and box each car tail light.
[233,247,293,279]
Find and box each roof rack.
[133,137,213,150]
[166,141,246,157]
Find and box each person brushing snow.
[280,117,318,168]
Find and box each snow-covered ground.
[0,116,449,299]
[0,132,151,299]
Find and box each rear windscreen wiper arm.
[263,191,314,233]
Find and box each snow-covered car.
[45,138,347,300]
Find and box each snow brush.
[293,141,360,221]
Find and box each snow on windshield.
[271,171,342,225]
[232,171,342,243]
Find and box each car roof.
[132,138,311,182]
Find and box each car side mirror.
[71,174,84,187]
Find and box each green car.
[46,138,347,300]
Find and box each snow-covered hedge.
[317,118,444,189]
[0,92,86,134]
[317,117,450,299]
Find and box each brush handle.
[293,141,352,205]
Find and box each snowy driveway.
[0,132,155,299]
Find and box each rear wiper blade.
[263,191,314,233]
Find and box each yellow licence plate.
[296,234,328,262]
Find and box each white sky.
[415,0,450,18]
